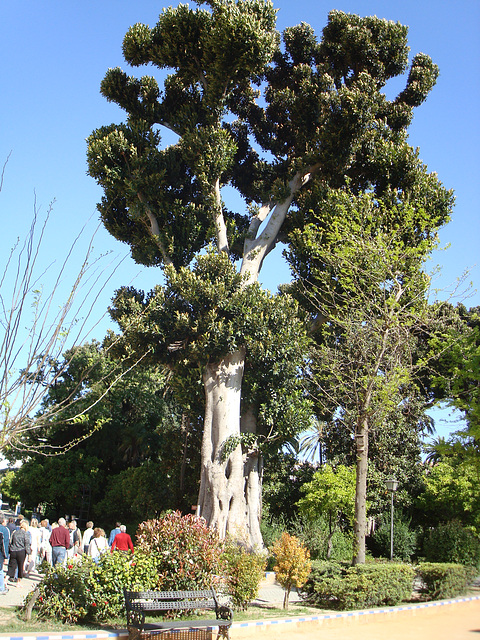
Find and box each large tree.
[87,1,451,547]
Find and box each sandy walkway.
[231,598,480,640]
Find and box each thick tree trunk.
[197,353,264,549]
[197,348,249,541]
[353,416,369,565]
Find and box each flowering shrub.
[27,559,100,623]
[136,512,223,590]
[27,551,162,622]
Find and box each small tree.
[271,532,311,609]
[297,464,356,559]
[222,542,266,610]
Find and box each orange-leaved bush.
[271,531,312,608]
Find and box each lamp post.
[385,478,398,560]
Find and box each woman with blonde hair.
[87,528,108,563]
[26,518,41,573]
[39,519,52,565]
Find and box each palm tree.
[299,417,326,465]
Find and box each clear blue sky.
[1,0,478,436]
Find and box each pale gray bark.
[198,348,248,540]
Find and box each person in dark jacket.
[0,516,10,561]
[8,520,32,585]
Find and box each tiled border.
[0,595,478,640]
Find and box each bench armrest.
[216,604,233,621]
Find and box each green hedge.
[417,562,476,600]
[423,521,480,568]
[301,561,414,610]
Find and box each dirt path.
[231,598,480,640]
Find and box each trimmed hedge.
[417,562,476,600]
[301,560,414,610]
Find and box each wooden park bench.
[124,588,233,640]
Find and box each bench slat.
[127,590,215,599]
[124,587,233,638]
[129,600,216,611]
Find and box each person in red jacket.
[110,525,134,554]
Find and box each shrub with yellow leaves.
[271,531,312,608]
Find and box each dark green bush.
[369,512,418,561]
[301,561,414,610]
[423,521,480,568]
[417,562,476,600]
[222,543,266,610]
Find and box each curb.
[0,595,478,640]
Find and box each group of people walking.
[0,514,134,593]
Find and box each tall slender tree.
[286,189,453,563]
[87,1,452,547]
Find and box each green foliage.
[110,252,312,446]
[369,512,418,561]
[261,453,316,522]
[422,521,480,568]
[95,462,175,528]
[136,512,223,590]
[417,458,480,529]
[298,464,356,524]
[222,543,266,610]
[416,563,476,600]
[302,560,415,610]
[297,464,355,560]
[290,514,353,562]
[4,341,194,525]
[428,305,480,434]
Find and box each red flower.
[39,596,43,602]
[68,565,73,569]
[91,602,97,607]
